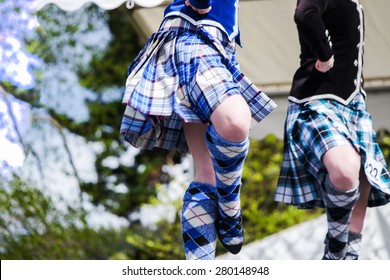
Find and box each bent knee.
[327,160,361,190]
[323,147,361,190]
[329,168,360,191]
[210,95,251,142]
[224,118,250,141]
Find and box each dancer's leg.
[182,123,217,260]
[207,95,251,254]
[345,170,371,259]
[321,146,361,260]
[182,181,218,259]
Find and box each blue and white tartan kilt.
[120,17,276,153]
[275,92,390,208]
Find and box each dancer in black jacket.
[275,0,390,260]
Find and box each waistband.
[160,16,228,43]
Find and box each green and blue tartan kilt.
[120,17,276,153]
[275,93,390,208]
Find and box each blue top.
[188,0,211,9]
[164,0,241,45]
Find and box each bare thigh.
[350,169,371,233]
[183,122,215,185]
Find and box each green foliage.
[117,217,185,260]
[240,135,323,244]
[78,6,141,92]
[0,178,128,260]
[377,129,390,163]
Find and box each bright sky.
[0,0,40,175]
[0,92,29,176]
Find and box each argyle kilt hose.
[321,176,360,259]
[205,125,248,254]
[181,181,218,260]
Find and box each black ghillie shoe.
[217,210,244,254]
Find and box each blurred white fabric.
[217,205,390,260]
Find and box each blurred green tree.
[0,177,129,259]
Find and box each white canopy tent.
[37,0,165,11]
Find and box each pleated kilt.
[275,92,390,208]
[120,17,276,153]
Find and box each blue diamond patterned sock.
[181,181,218,260]
[205,125,249,254]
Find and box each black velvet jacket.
[289,0,365,105]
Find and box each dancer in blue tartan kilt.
[120,0,276,259]
[274,0,390,260]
